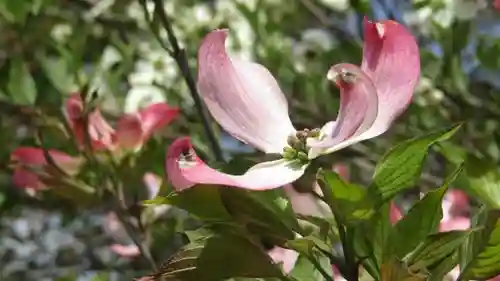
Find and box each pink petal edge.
[116,103,179,150]
[307,63,378,155]
[165,137,307,191]
[10,147,83,175]
[359,18,420,139]
[197,29,295,154]
[308,19,420,158]
[12,168,45,190]
[64,93,116,150]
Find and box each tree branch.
[142,0,224,162]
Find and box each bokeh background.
[1,0,500,280]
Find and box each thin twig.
[138,0,174,55]
[144,0,224,162]
[114,205,159,271]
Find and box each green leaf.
[391,186,447,258]
[253,188,300,232]
[0,192,5,208]
[144,186,231,221]
[39,56,74,93]
[90,272,110,281]
[370,124,462,201]
[428,249,459,281]
[318,170,374,225]
[184,228,214,243]
[354,202,393,281]
[148,240,206,281]
[390,164,463,258]
[7,58,37,105]
[289,256,322,281]
[0,0,31,23]
[286,236,331,255]
[459,210,500,280]
[451,21,471,54]
[460,206,488,270]
[406,229,477,272]
[381,257,428,281]
[197,233,283,280]
[290,254,333,281]
[465,157,500,208]
[476,36,500,70]
[220,188,295,241]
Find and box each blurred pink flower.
[390,189,471,230]
[494,0,500,10]
[332,265,347,281]
[166,18,420,192]
[65,93,179,151]
[10,147,83,190]
[268,246,300,274]
[389,202,403,224]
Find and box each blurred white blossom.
[99,46,122,70]
[404,0,486,34]
[293,28,336,72]
[125,45,174,113]
[125,86,166,113]
[50,24,73,42]
[414,76,445,106]
[452,0,487,20]
[318,0,349,11]
[301,28,337,50]
[215,0,256,60]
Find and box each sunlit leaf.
[465,157,500,208]
[406,229,477,272]
[390,164,463,258]
[370,124,462,201]
[318,170,374,225]
[381,257,428,281]
[459,210,500,280]
[220,188,296,241]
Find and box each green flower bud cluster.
[282,128,320,164]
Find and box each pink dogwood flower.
[10,147,83,190]
[166,18,420,191]
[65,93,179,151]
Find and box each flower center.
[282,128,320,164]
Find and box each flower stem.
[317,171,359,281]
[143,0,224,162]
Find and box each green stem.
[334,216,358,281]
[317,171,358,281]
